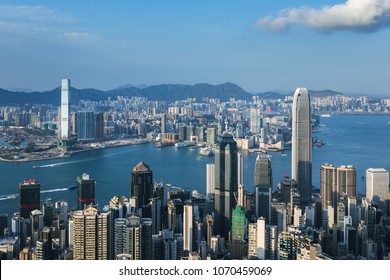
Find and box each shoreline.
[0,139,151,163]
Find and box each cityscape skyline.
[1,1,390,96]
[1,77,389,260]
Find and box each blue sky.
[0,0,390,96]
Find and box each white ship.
[199,147,215,156]
[174,141,196,148]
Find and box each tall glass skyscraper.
[254,155,272,223]
[19,179,40,219]
[60,79,70,140]
[76,111,95,142]
[77,173,96,210]
[291,88,312,205]
[214,133,238,239]
[130,162,153,208]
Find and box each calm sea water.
[0,114,389,216]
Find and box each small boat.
[281,153,287,157]
[68,185,77,190]
[6,195,16,200]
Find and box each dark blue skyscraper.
[76,111,95,142]
[214,133,238,239]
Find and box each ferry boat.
[156,141,174,148]
[174,141,196,148]
[199,147,215,156]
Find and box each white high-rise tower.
[366,168,389,211]
[291,87,312,205]
[60,79,70,140]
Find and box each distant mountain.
[114,83,148,90]
[308,89,344,97]
[0,84,351,106]
[255,91,285,100]
[0,82,253,105]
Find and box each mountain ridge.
[0,83,350,105]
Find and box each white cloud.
[63,32,99,44]
[256,0,390,32]
[0,5,99,46]
[0,5,75,23]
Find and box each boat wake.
[33,158,95,169]
[41,188,67,193]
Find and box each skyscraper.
[76,111,95,142]
[320,163,337,209]
[291,87,312,205]
[94,112,104,141]
[19,179,40,219]
[366,168,389,211]
[337,165,357,198]
[237,152,244,186]
[256,217,266,260]
[161,113,166,134]
[71,205,103,260]
[254,155,272,223]
[206,163,215,200]
[77,173,96,210]
[183,204,193,252]
[231,206,246,240]
[250,105,261,134]
[126,215,141,260]
[130,162,153,208]
[60,79,70,140]
[214,133,238,239]
[320,163,357,222]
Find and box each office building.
[161,113,166,134]
[76,111,95,142]
[141,218,153,260]
[248,223,257,259]
[256,217,266,260]
[321,164,357,221]
[337,165,357,198]
[291,87,312,205]
[320,163,337,209]
[366,168,389,211]
[77,173,96,210]
[130,162,153,208]
[250,105,261,134]
[94,112,104,141]
[206,163,215,200]
[183,204,193,252]
[214,133,238,239]
[19,179,40,219]
[59,79,70,140]
[254,155,272,223]
[231,206,246,240]
[206,127,217,145]
[237,152,244,186]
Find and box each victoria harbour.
[1,114,389,217]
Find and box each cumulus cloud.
[256,0,390,32]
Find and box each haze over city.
[1,0,390,96]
